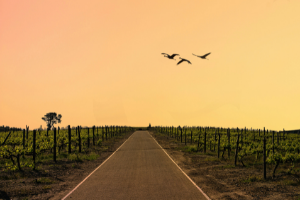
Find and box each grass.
[204,157,219,162]
[42,185,52,190]
[67,154,83,162]
[36,177,53,184]
[182,145,198,153]
[83,152,99,161]
[67,152,99,162]
[222,164,235,169]
[242,175,262,183]
[278,179,300,186]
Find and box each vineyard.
[0,125,133,172]
[152,126,300,179]
[1,125,300,199]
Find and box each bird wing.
[171,54,179,57]
[192,53,200,57]
[177,59,184,65]
[203,52,211,57]
[187,60,192,64]
[161,53,168,55]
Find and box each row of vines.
[152,126,300,179]
[0,125,133,172]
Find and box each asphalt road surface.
[62,131,210,200]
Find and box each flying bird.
[177,57,192,65]
[161,53,179,60]
[192,52,211,60]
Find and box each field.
[1,125,300,199]
[150,126,300,199]
[0,126,134,199]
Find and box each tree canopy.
[41,112,62,130]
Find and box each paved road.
[62,131,209,200]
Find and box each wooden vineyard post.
[113,126,115,139]
[109,126,111,139]
[23,129,25,149]
[87,127,90,148]
[33,130,36,170]
[114,126,116,137]
[259,129,260,137]
[54,127,57,163]
[185,129,187,145]
[26,125,29,139]
[68,125,71,154]
[47,128,49,137]
[218,133,220,158]
[213,130,216,151]
[234,129,240,166]
[110,126,112,138]
[181,128,183,143]
[298,131,300,154]
[272,131,275,155]
[263,137,266,180]
[166,126,168,140]
[191,131,193,144]
[106,126,108,141]
[240,128,243,144]
[204,129,206,153]
[78,126,81,153]
[102,126,104,141]
[253,129,255,141]
[93,126,95,146]
[277,131,279,145]
[227,128,230,158]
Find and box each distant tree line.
[0,125,22,132]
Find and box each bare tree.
[42,112,62,130]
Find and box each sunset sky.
[1,0,300,131]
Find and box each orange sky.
[1,0,300,131]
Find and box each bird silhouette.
[192,52,211,60]
[161,53,179,60]
[177,57,192,65]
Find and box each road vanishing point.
[62,131,210,200]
